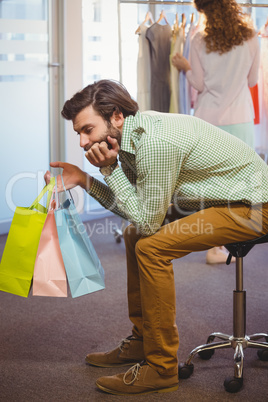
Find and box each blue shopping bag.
[54,178,105,298]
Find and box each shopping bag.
[0,178,55,297]
[32,184,68,297]
[54,176,105,298]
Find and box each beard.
[104,122,121,147]
[83,122,121,152]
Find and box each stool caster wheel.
[198,349,215,360]
[257,349,268,361]
[115,235,121,243]
[113,226,122,243]
[178,362,194,379]
[224,376,243,393]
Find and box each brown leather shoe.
[96,361,179,395]
[85,336,145,367]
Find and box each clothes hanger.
[180,13,187,37]
[156,10,169,25]
[135,11,154,34]
[181,13,187,29]
[172,12,179,35]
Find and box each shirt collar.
[120,111,144,155]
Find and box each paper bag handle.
[29,177,55,212]
[47,174,63,211]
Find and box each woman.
[172,0,260,263]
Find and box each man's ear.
[110,111,124,130]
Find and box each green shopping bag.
[0,178,55,297]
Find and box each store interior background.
[1,0,268,234]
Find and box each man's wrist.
[99,159,118,177]
[80,172,93,191]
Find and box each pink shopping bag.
[32,185,68,297]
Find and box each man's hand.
[85,136,119,167]
[44,162,93,192]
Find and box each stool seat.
[178,232,268,393]
[225,232,268,260]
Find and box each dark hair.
[194,0,254,54]
[194,0,214,12]
[61,79,139,122]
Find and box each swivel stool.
[178,233,268,393]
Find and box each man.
[46,79,268,396]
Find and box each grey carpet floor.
[0,216,267,401]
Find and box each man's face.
[73,105,121,152]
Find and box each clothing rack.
[118,0,268,80]
[118,0,268,77]
[119,1,268,7]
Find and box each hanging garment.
[137,24,151,111]
[255,28,268,154]
[146,23,172,113]
[179,23,195,115]
[250,84,260,125]
[169,27,185,113]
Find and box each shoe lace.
[118,335,132,352]
[123,362,142,385]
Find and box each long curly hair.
[194,0,255,54]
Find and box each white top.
[137,24,151,112]
[169,27,185,113]
[186,31,260,126]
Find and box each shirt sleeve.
[87,153,137,220]
[186,33,205,92]
[247,32,260,88]
[87,177,129,220]
[104,136,182,236]
[120,157,137,186]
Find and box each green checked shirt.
[87,111,268,236]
